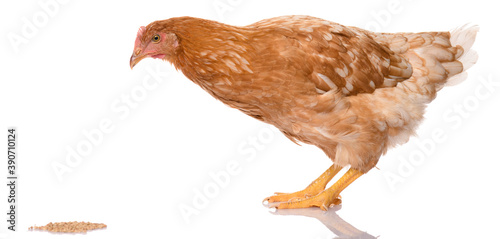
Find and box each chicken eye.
[152,34,161,43]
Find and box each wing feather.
[250,16,413,96]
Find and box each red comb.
[134,26,146,48]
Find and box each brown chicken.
[130,16,478,210]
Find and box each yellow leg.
[276,167,364,211]
[264,164,342,203]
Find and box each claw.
[265,189,321,204]
[275,193,342,210]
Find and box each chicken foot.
[264,164,342,204]
[266,167,364,210]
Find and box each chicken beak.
[130,49,146,69]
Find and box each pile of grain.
[29,221,106,233]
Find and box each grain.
[29,221,107,233]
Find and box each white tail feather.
[446,24,479,86]
[450,24,479,55]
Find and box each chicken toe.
[263,164,342,204]
[270,167,363,210]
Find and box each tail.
[446,24,479,86]
[371,25,479,95]
[403,25,479,90]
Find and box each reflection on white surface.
[271,206,376,239]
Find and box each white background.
[1,0,499,238]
